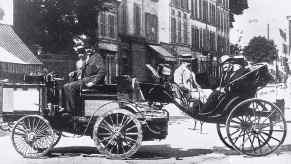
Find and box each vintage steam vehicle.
[9,57,287,159]
[10,73,169,159]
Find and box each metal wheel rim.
[93,109,142,159]
[11,115,55,158]
[51,130,62,147]
[226,99,287,156]
[216,123,234,150]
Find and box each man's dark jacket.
[81,53,106,85]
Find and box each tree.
[14,0,117,53]
[229,0,249,27]
[243,36,278,63]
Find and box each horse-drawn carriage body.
[6,62,288,159]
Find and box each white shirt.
[174,63,196,90]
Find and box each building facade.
[94,0,231,83]
[118,0,169,82]
[96,1,120,84]
[159,0,230,87]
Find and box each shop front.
[99,41,119,84]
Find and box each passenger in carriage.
[63,34,106,116]
[200,56,250,114]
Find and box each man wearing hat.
[63,34,106,115]
[174,54,202,99]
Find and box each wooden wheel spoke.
[98,132,112,136]
[126,124,137,132]
[233,130,243,144]
[33,119,41,131]
[246,132,256,153]
[230,120,241,124]
[258,133,273,150]
[125,132,139,136]
[261,131,281,143]
[26,119,31,131]
[102,120,114,132]
[261,120,283,129]
[15,127,27,134]
[124,136,136,143]
[99,124,113,133]
[120,115,130,127]
[261,129,285,132]
[105,137,115,148]
[241,130,246,151]
[116,113,119,125]
[229,129,241,138]
[100,136,112,143]
[229,125,241,129]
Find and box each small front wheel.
[93,109,143,159]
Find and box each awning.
[176,46,192,57]
[0,25,42,65]
[149,45,176,62]
[0,46,26,64]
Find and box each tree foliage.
[14,0,116,53]
[229,0,249,27]
[243,36,278,63]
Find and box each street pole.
[267,24,270,40]
[95,11,100,50]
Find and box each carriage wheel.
[93,109,142,159]
[226,99,287,156]
[216,123,234,150]
[51,130,62,147]
[11,115,57,158]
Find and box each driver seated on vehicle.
[63,34,106,116]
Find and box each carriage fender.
[119,103,140,114]
[222,96,242,114]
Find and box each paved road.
[0,112,291,164]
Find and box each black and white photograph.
[0,0,290,163]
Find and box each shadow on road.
[48,144,244,160]
[132,144,213,160]
[47,144,291,159]
[49,146,100,158]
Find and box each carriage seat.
[81,84,118,100]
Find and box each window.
[108,15,115,38]
[182,0,188,10]
[171,17,176,43]
[183,14,187,44]
[191,26,200,50]
[100,12,106,36]
[177,12,181,43]
[191,0,198,19]
[202,0,208,23]
[134,4,141,35]
[119,3,127,33]
[145,13,158,42]
[105,54,118,84]
[199,0,203,20]
[199,28,203,49]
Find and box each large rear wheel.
[216,123,234,150]
[226,99,287,156]
[93,109,143,159]
[11,115,57,158]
